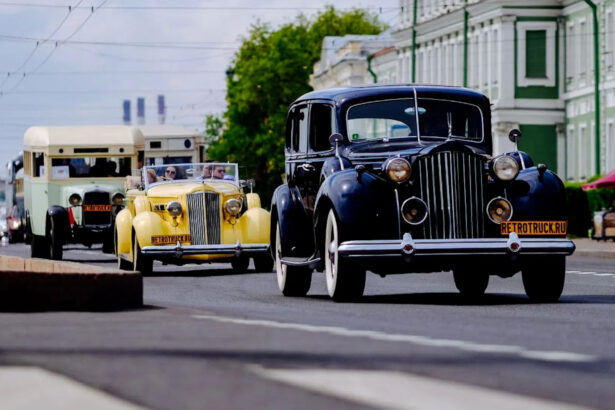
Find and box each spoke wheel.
[453,268,489,301]
[133,236,153,275]
[522,256,565,303]
[275,221,311,296]
[324,210,365,302]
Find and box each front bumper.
[141,242,270,257]
[337,232,575,259]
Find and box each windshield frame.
[143,162,240,190]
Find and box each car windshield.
[346,98,483,143]
[144,162,239,189]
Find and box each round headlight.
[112,193,125,205]
[166,201,183,217]
[69,193,82,206]
[384,158,411,183]
[493,155,519,181]
[486,197,513,223]
[401,197,428,225]
[224,198,242,216]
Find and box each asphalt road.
[1,242,614,410]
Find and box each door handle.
[298,163,315,172]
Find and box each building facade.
[310,0,615,181]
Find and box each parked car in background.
[23,125,144,259]
[115,162,272,275]
[5,153,28,243]
[272,85,575,302]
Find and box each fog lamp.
[401,197,428,225]
[486,197,513,223]
[225,198,242,217]
[384,158,411,183]
[166,201,183,217]
[69,193,82,206]
[492,155,519,181]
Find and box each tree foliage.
[207,6,385,204]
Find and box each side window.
[32,152,44,177]
[23,151,32,176]
[297,106,309,153]
[285,108,295,151]
[310,104,333,152]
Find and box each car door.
[286,103,309,187]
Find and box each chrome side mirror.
[329,133,343,147]
[508,129,522,144]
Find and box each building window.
[607,122,615,172]
[525,30,547,78]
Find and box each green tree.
[208,6,385,204]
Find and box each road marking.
[192,314,597,363]
[0,366,144,410]
[567,270,615,277]
[250,367,590,410]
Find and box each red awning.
[583,168,615,190]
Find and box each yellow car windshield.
[144,163,239,189]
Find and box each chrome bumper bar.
[337,232,575,258]
[142,242,269,257]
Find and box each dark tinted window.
[310,104,333,152]
[285,109,294,150]
[33,152,44,177]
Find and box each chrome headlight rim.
[224,198,242,217]
[384,157,412,184]
[486,196,513,224]
[492,155,519,182]
[166,201,183,217]
[69,193,82,206]
[401,196,429,225]
[112,193,125,205]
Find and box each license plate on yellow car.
[500,221,567,236]
[151,235,191,245]
[82,204,112,212]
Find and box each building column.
[492,120,519,155]
[498,15,517,108]
[556,122,566,176]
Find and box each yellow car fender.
[133,211,165,248]
[236,207,270,244]
[115,209,134,256]
[134,195,151,214]
[245,193,261,210]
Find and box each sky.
[0,0,400,178]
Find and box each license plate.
[82,204,112,212]
[151,234,191,245]
[500,221,567,236]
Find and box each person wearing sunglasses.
[164,166,178,180]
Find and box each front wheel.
[47,216,63,261]
[522,256,565,303]
[231,256,249,273]
[31,234,50,259]
[133,237,153,275]
[102,229,114,254]
[254,254,274,272]
[275,221,311,296]
[324,210,365,302]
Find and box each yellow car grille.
[187,191,221,244]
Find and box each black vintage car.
[271,85,575,302]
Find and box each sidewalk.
[572,238,615,259]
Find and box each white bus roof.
[138,125,200,138]
[23,125,144,150]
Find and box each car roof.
[294,84,488,105]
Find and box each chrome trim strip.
[142,243,270,256]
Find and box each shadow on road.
[144,268,274,278]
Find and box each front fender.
[271,184,314,257]
[509,167,567,221]
[245,193,261,209]
[133,211,165,248]
[315,169,399,242]
[115,208,133,255]
[47,205,69,241]
[236,207,270,244]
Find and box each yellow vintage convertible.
[115,162,272,274]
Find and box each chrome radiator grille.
[187,191,221,245]
[418,151,485,239]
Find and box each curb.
[0,256,142,311]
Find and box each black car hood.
[345,139,485,163]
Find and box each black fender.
[271,184,315,258]
[314,168,399,245]
[507,167,567,221]
[46,206,70,244]
[319,156,352,183]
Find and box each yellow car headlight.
[384,158,411,183]
[225,198,242,216]
[493,155,519,181]
[486,197,513,223]
[166,201,183,217]
[69,193,82,206]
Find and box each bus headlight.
[69,194,82,206]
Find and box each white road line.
[0,366,144,410]
[250,367,591,410]
[192,314,597,363]
[567,270,615,277]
